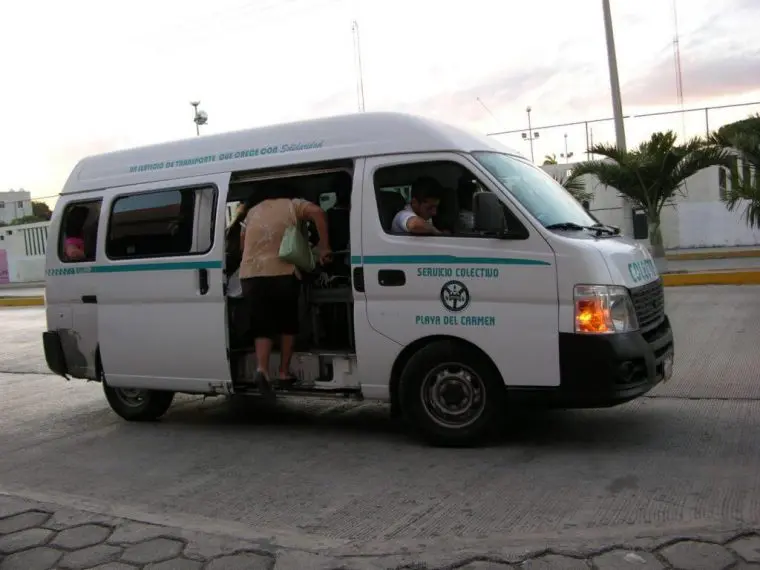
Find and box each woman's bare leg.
[254,337,273,374]
[279,334,295,377]
[254,337,275,399]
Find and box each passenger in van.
[391,177,444,235]
[240,183,331,397]
[63,205,90,261]
[225,203,250,299]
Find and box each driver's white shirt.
[392,206,427,233]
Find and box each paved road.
[1,287,760,557]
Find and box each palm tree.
[552,171,592,204]
[571,131,729,262]
[707,115,760,229]
[543,154,558,165]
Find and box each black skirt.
[241,274,301,338]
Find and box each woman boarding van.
[43,112,674,446]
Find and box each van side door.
[359,152,560,388]
[96,173,232,393]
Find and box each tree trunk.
[648,215,667,271]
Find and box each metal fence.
[487,100,760,164]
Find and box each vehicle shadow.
[160,394,667,451]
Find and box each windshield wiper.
[545,222,619,236]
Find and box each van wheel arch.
[389,335,503,417]
[97,347,174,421]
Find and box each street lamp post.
[602,0,634,236]
[561,133,574,163]
[191,101,208,136]
[521,106,540,163]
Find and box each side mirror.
[473,192,506,234]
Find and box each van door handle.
[198,269,209,295]
[81,295,97,304]
[378,269,406,287]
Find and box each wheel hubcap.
[420,364,486,429]
[113,388,148,408]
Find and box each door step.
[233,382,363,400]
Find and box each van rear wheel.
[103,383,175,422]
[399,340,505,447]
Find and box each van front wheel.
[399,341,504,447]
[103,384,175,422]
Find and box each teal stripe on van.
[46,260,222,276]
[350,255,551,266]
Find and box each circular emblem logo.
[440,280,470,312]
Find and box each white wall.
[0,189,33,225]
[0,221,48,283]
[540,162,760,250]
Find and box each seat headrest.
[377,192,407,232]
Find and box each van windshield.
[472,151,597,229]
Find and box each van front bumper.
[511,316,674,409]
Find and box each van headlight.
[574,285,639,334]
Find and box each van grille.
[629,278,665,332]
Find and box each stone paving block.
[0,511,51,534]
[146,558,204,570]
[52,523,112,550]
[107,522,170,545]
[43,508,123,531]
[206,552,275,570]
[733,564,760,569]
[89,564,139,570]
[0,546,63,570]
[0,527,53,554]
[658,540,736,570]
[59,543,122,569]
[458,562,516,569]
[0,496,45,520]
[591,550,664,569]
[730,535,760,563]
[519,554,590,569]
[121,537,184,564]
[182,534,260,560]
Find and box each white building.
[542,162,760,249]
[0,221,48,284]
[0,189,33,225]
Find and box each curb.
[0,296,45,307]
[2,270,760,308]
[666,249,760,261]
[662,270,760,287]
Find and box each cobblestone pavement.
[1,493,760,569]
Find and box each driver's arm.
[406,216,443,235]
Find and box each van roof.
[61,112,522,194]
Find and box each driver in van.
[239,182,331,399]
[391,177,445,235]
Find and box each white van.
[43,112,673,446]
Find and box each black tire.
[398,340,505,447]
[102,382,175,422]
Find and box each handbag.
[278,202,316,272]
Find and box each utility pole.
[602,0,635,237]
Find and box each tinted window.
[107,189,198,259]
[58,200,102,263]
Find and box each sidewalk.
[1,491,759,569]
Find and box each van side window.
[58,200,102,263]
[106,187,216,259]
[373,161,523,237]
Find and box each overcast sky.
[1,0,759,199]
